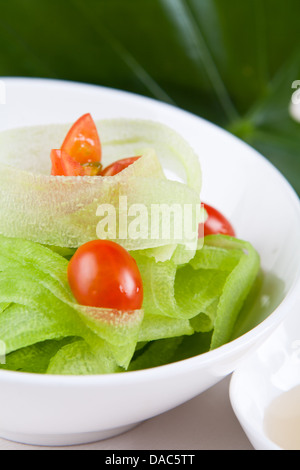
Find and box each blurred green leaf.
[0,0,299,193]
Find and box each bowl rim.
[0,77,299,386]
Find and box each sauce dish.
[230,303,300,450]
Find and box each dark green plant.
[0,0,299,193]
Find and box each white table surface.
[0,375,253,450]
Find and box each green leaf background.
[0,0,299,194]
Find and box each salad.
[0,114,260,375]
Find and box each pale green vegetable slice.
[127,236,260,371]
[0,119,201,191]
[0,120,201,255]
[0,338,78,374]
[98,119,202,192]
[138,314,193,342]
[0,236,143,369]
[0,253,72,304]
[132,243,241,322]
[0,336,119,375]
[0,235,142,360]
[0,234,70,286]
[0,273,97,353]
[132,235,260,349]
[0,159,200,254]
[205,236,261,349]
[75,305,140,343]
[0,233,260,374]
[46,339,119,375]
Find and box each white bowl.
[0,78,299,446]
[230,303,300,450]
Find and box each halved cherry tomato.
[68,240,143,311]
[51,149,85,176]
[61,113,102,165]
[50,149,65,176]
[101,156,141,176]
[199,203,236,238]
[51,149,102,176]
[51,114,102,176]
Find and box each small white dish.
[230,303,300,450]
[0,78,299,447]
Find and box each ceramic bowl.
[0,78,299,446]
[230,303,300,450]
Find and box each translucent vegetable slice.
[97,119,202,192]
[138,314,193,343]
[0,233,260,374]
[0,235,144,370]
[46,339,119,375]
[132,235,260,349]
[132,243,241,322]
[0,120,201,255]
[204,235,261,349]
[0,338,78,374]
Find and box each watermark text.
[96,197,204,250]
[291,80,300,105]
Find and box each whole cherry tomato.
[68,240,143,311]
[101,156,141,176]
[199,203,236,237]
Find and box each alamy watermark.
[96,197,204,249]
[291,80,300,105]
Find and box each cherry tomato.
[68,240,143,311]
[51,149,84,176]
[61,113,102,165]
[50,149,65,176]
[101,156,141,176]
[51,149,102,176]
[198,203,236,238]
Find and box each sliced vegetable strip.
[0,120,201,255]
[0,236,143,370]
[0,338,78,374]
[132,235,260,349]
[0,232,260,374]
[205,236,261,349]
